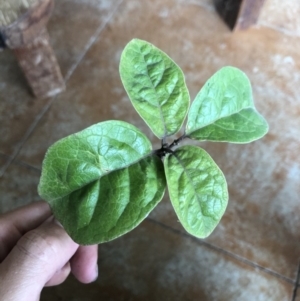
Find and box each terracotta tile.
[295,283,300,301]
[0,160,41,214]
[16,0,300,281]
[41,220,292,301]
[151,26,300,280]
[296,291,300,301]
[184,0,215,11]
[0,50,49,156]
[258,0,300,36]
[0,154,8,170]
[48,0,123,77]
[0,0,121,158]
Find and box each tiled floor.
[1,0,300,300]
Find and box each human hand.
[0,201,98,301]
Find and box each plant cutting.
[38,39,268,245]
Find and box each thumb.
[0,217,79,301]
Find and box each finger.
[0,217,79,300]
[0,201,51,261]
[71,245,98,283]
[0,201,51,233]
[45,262,71,287]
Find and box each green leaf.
[186,66,268,143]
[164,145,228,238]
[38,120,152,201]
[120,39,190,139]
[190,108,268,143]
[48,155,166,245]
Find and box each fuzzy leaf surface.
[120,39,190,139]
[191,108,268,143]
[49,155,166,244]
[186,66,268,143]
[164,145,228,238]
[38,120,152,201]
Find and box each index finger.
[0,201,52,260]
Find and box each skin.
[0,201,98,301]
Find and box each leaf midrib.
[187,106,255,135]
[171,152,208,222]
[203,112,264,133]
[49,152,154,202]
[130,45,172,137]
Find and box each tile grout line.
[147,217,295,285]
[64,0,124,82]
[0,152,40,172]
[0,0,124,178]
[0,152,12,159]
[291,261,300,301]
[12,159,41,173]
[0,99,54,177]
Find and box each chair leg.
[214,0,243,30]
[214,0,267,31]
[235,0,267,31]
[0,0,65,98]
[13,28,65,98]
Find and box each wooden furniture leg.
[235,0,267,31]
[214,0,267,31]
[214,0,243,30]
[0,0,65,98]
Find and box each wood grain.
[235,0,267,30]
[0,0,65,98]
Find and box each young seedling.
[38,39,268,245]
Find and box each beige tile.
[0,160,41,214]
[16,0,300,281]
[41,220,293,301]
[0,0,121,157]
